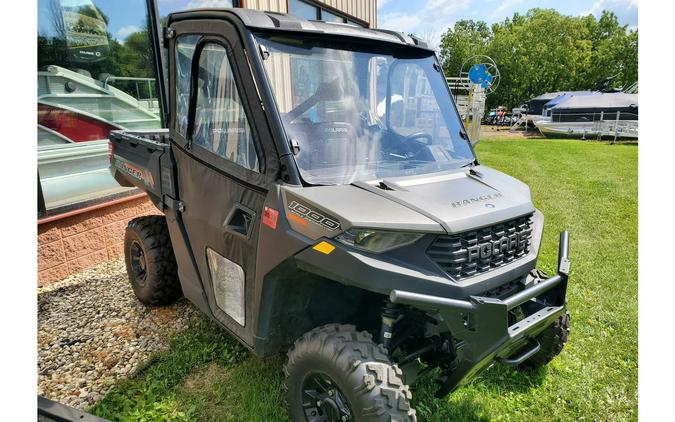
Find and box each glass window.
[38,0,160,211]
[193,43,259,172]
[257,35,474,185]
[320,10,346,23]
[288,0,319,20]
[388,63,449,138]
[175,35,200,137]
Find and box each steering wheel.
[403,132,433,145]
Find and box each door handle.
[224,205,255,238]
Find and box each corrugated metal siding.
[244,0,377,27]
[314,0,377,27]
[264,53,293,112]
[244,0,378,121]
[243,0,287,13]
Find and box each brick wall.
[38,195,160,286]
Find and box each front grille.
[427,214,534,280]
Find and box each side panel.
[109,131,166,195]
[164,206,212,315]
[173,145,266,345]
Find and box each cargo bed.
[108,129,177,209]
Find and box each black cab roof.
[168,8,433,51]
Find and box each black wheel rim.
[130,240,147,286]
[301,372,352,422]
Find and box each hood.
[281,183,445,240]
[353,165,534,233]
[282,165,534,237]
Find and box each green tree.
[439,20,492,79]
[583,11,638,90]
[436,8,638,109]
[487,9,593,108]
[116,31,154,78]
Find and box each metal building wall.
[314,0,377,27]
[264,54,294,113]
[243,0,377,27]
[243,0,288,13]
[243,0,379,115]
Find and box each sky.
[39,0,638,45]
[378,0,638,47]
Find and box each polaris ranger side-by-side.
[110,7,571,421]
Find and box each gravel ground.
[38,259,199,409]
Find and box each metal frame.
[147,0,168,126]
[38,173,46,218]
[391,231,570,396]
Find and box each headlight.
[335,229,424,253]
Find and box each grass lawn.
[90,138,638,421]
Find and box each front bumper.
[390,231,571,397]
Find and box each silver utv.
[109,8,571,422]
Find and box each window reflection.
[175,35,200,138]
[37,0,159,211]
[288,0,319,20]
[288,0,360,26]
[321,10,345,23]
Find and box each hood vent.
[377,181,395,191]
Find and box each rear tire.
[284,324,416,422]
[518,311,571,371]
[124,216,182,306]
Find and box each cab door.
[166,19,278,346]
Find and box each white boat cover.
[553,93,638,110]
[530,91,566,101]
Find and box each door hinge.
[163,195,185,212]
[163,27,175,45]
[259,44,270,60]
[290,138,301,155]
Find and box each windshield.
[256,35,475,185]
